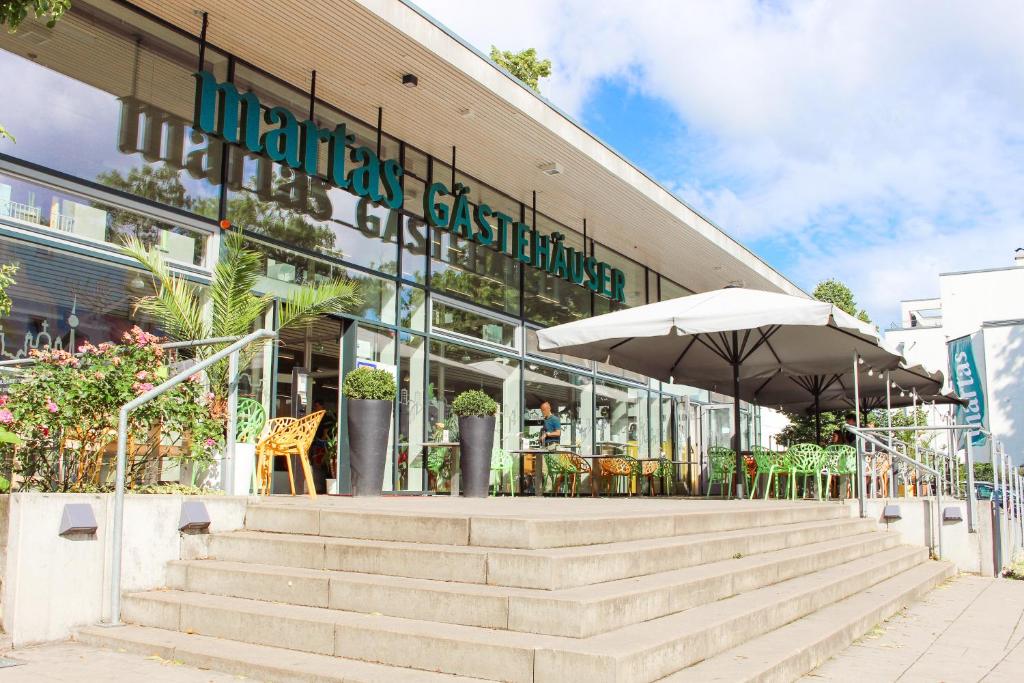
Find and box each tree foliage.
[812,278,871,323]
[123,231,362,399]
[0,262,17,318]
[0,0,70,31]
[489,46,552,93]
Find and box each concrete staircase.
[77,499,954,682]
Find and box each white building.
[886,249,1024,464]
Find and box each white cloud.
[415,0,1024,324]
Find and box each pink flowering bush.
[0,326,224,492]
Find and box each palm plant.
[122,231,362,399]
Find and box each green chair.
[786,443,826,500]
[824,444,857,499]
[490,448,516,496]
[236,398,267,444]
[706,446,737,499]
[749,445,781,500]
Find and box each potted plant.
[451,390,498,498]
[343,367,396,496]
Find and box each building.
[0,0,800,492]
[887,250,1024,464]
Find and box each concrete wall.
[980,323,1024,464]
[847,497,1000,575]
[939,267,1024,340]
[0,493,249,646]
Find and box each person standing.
[539,400,561,451]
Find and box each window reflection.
[432,299,517,349]
[0,7,224,218]
[523,362,593,455]
[595,380,649,458]
[428,339,520,453]
[0,235,165,357]
[0,172,207,265]
[397,332,426,491]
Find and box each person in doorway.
[539,400,561,451]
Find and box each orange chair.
[256,411,324,499]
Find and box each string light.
[858,357,864,365]
[867,368,874,376]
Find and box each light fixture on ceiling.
[128,274,147,292]
[402,73,418,88]
[538,161,563,176]
[458,106,473,118]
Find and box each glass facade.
[0,0,760,493]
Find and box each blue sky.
[415,0,1024,327]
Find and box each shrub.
[343,367,396,401]
[451,390,498,418]
[0,326,224,492]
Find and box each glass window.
[430,231,520,316]
[224,65,398,274]
[431,299,518,350]
[0,5,225,218]
[523,216,590,326]
[660,277,693,301]
[523,362,593,455]
[244,235,397,325]
[428,339,520,453]
[401,214,428,283]
[0,234,166,357]
[397,332,426,491]
[399,285,427,332]
[593,243,645,311]
[1,171,208,265]
[595,379,649,458]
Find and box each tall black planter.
[459,415,496,498]
[347,398,392,496]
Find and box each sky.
[414,0,1024,328]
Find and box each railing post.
[224,349,240,495]
[966,435,977,532]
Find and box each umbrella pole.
[732,362,744,498]
[814,393,821,445]
[853,352,865,518]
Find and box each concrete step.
[208,516,878,590]
[122,545,927,683]
[76,623,489,682]
[661,560,957,682]
[244,500,850,549]
[169,530,900,637]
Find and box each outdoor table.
[420,442,461,495]
[510,448,579,496]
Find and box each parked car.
[974,481,1019,514]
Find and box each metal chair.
[824,444,857,499]
[236,398,267,444]
[749,445,781,499]
[599,454,640,496]
[642,455,674,496]
[786,443,827,501]
[490,448,516,496]
[256,410,324,499]
[706,446,737,498]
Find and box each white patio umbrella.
[537,287,904,495]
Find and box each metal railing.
[847,425,946,560]
[991,441,1023,575]
[104,328,276,625]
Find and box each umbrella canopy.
[537,287,904,494]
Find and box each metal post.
[886,371,895,495]
[966,435,977,532]
[731,342,744,498]
[936,458,944,560]
[853,352,864,518]
[1000,444,1010,558]
[912,389,920,496]
[224,349,240,495]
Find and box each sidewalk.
[0,641,246,682]
[804,574,1024,682]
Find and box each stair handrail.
[105,328,277,627]
[847,424,945,560]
